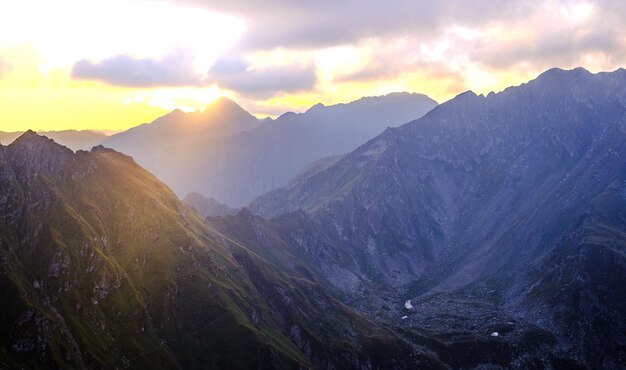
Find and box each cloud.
[70,50,316,97]
[66,0,626,106]
[208,56,317,97]
[470,4,626,69]
[71,50,203,88]
[179,1,626,74]
[209,56,248,75]
[326,0,626,91]
[180,0,536,50]
[332,39,425,83]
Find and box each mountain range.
[103,92,437,206]
[1,67,624,369]
[244,67,626,368]
[0,130,109,151]
[100,97,261,167]
[2,93,437,208]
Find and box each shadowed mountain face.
[246,68,626,367]
[106,92,437,207]
[0,131,443,369]
[0,130,108,151]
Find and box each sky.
[0,0,625,132]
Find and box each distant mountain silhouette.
[101,97,260,166]
[0,130,108,151]
[126,92,437,206]
[0,131,21,145]
[184,192,239,217]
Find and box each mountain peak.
[154,97,252,124]
[195,97,257,123]
[139,97,258,133]
[306,102,326,113]
[10,130,69,151]
[453,90,480,101]
[537,66,590,80]
[5,130,74,177]
[521,67,626,102]
[15,129,40,141]
[212,96,237,105]
[91,144,117,154]
[203,96,244,112]
[349,91,438,106]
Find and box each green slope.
[0,132,434,369]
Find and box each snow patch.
[404,300,413,309]
[401,316,408,320]
[490,332,499,337]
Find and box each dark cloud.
[70,51,316,97]
[208,56,316,97]
[71,50,203,88]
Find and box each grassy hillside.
[0,132,433,369]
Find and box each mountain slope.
[249,67,626,367]
[0,131,439,369]
[209,208,587,369]
[121,92,437,206]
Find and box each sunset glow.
[1,0,625,131]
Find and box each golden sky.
[1,0,625,132]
